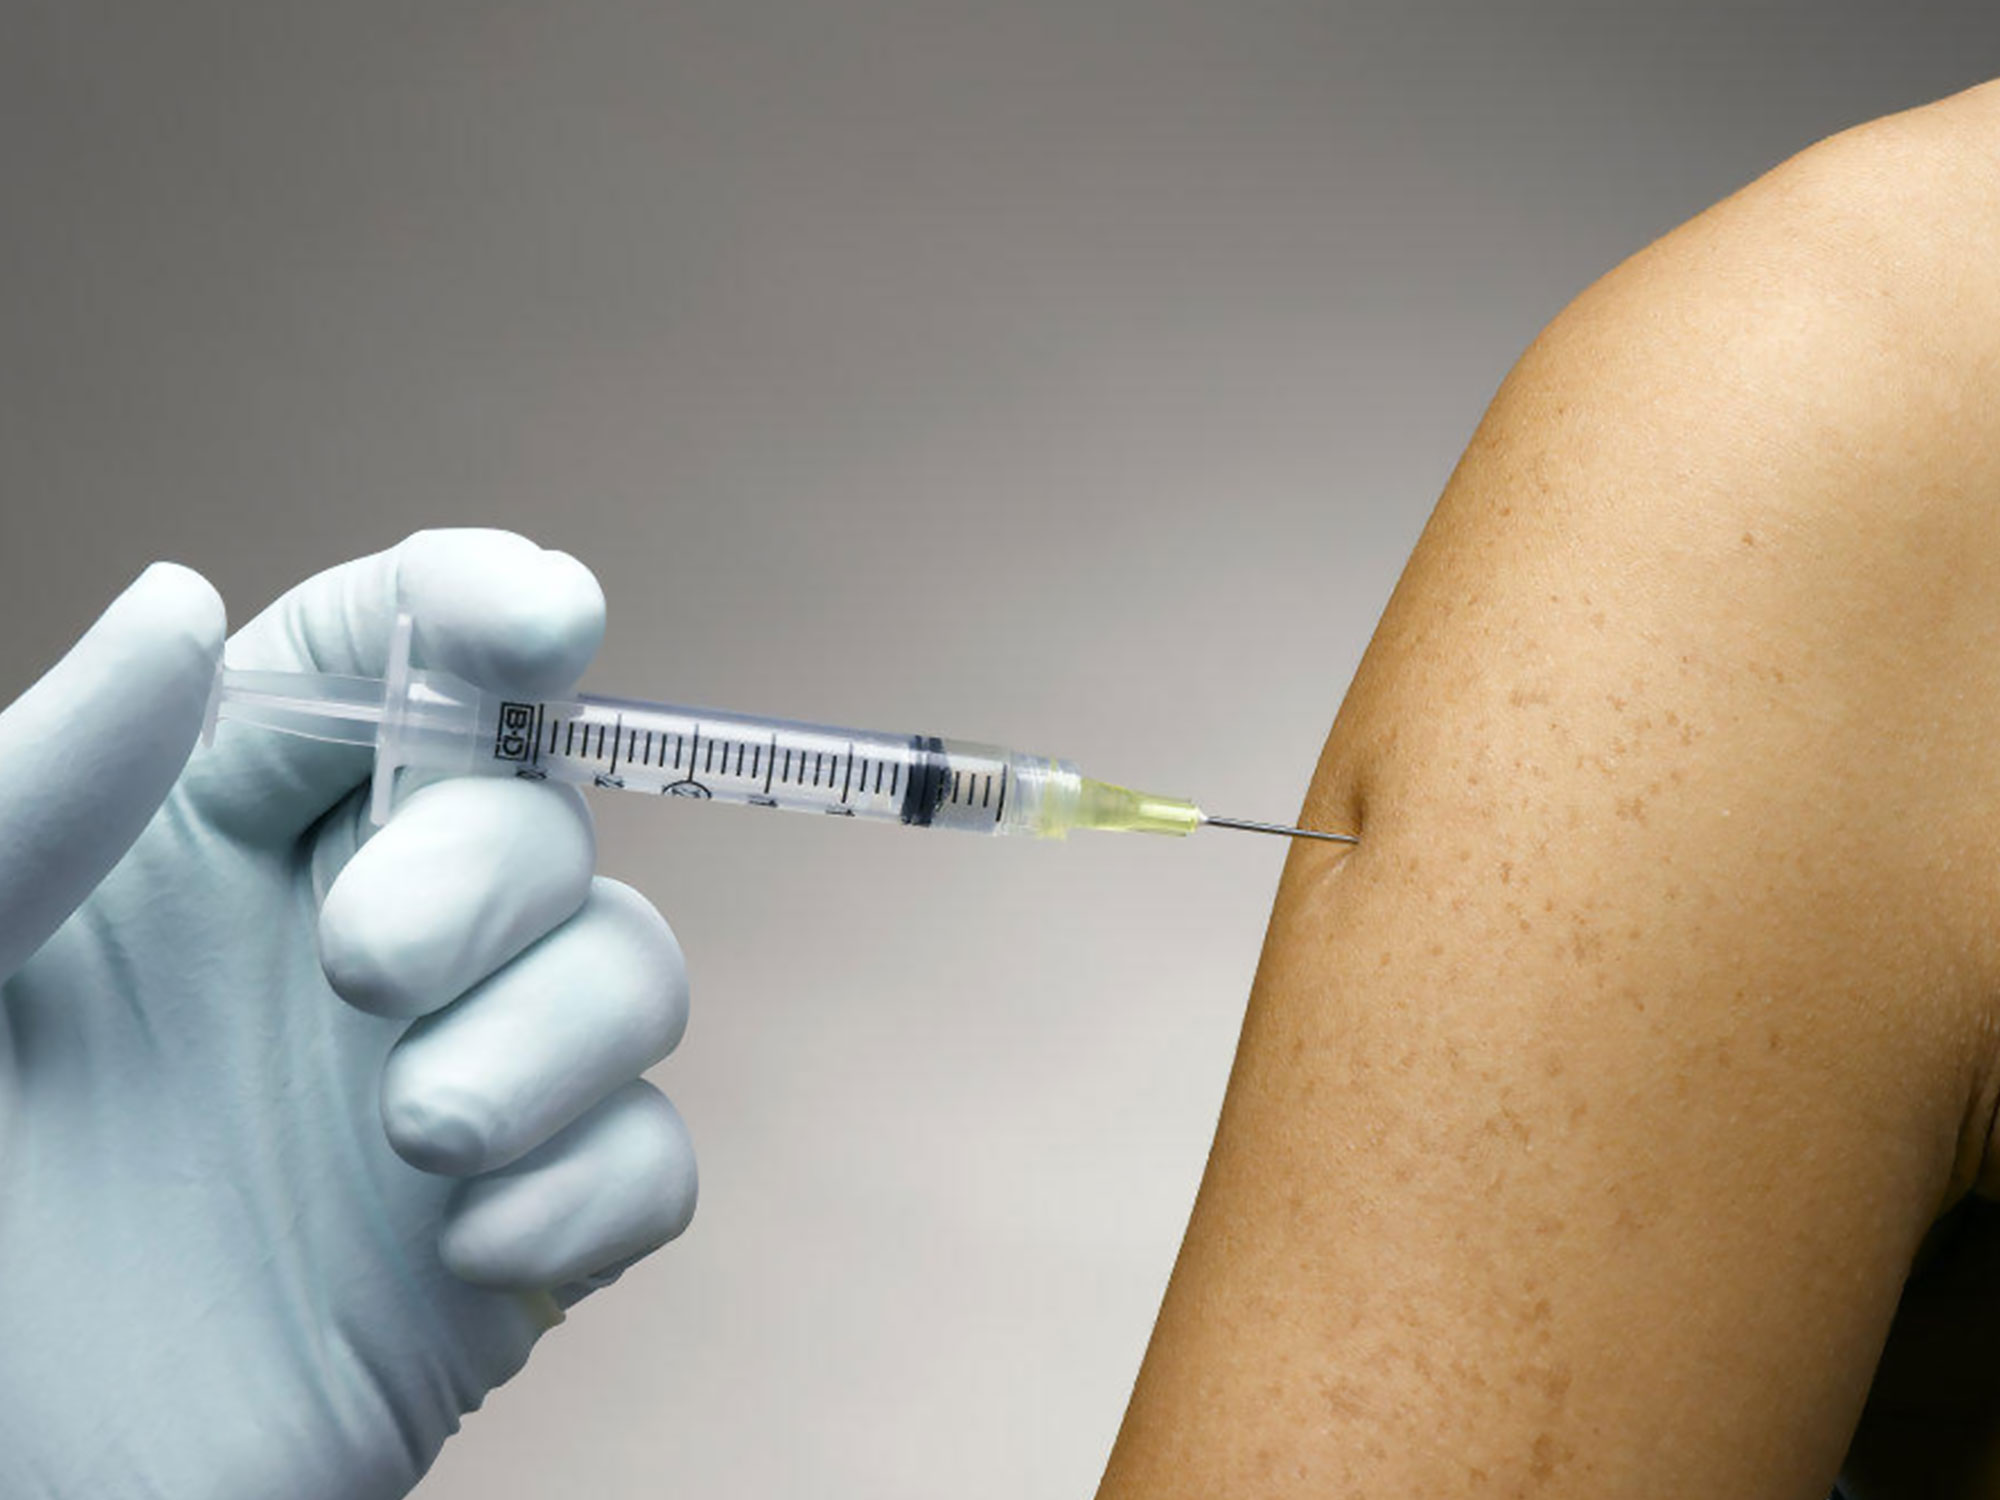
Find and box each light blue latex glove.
[0,531,696,1500]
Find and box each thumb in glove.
[0,563,224,981]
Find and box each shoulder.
[1307,86,2000,1202]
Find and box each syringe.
[201,615,1358,845]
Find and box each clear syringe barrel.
[474,689,1054,835]
[211,615,1203,839]
[380,667,1136,838]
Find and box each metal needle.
[1202,814,1359,845]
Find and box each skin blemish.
[1451,1356,1491,1394]
[1529,1430,1574,1484]
[1316,1373,1372,1422]
[1520,1368,1568,1416]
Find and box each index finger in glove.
[179,529,604,845]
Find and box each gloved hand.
[0,530,696,1500]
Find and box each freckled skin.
[1098,80,2000,1500]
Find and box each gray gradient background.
[2,4,1995,1496]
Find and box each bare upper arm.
[1098,81,2000,1500]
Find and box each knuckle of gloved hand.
[486,592,602,692]
[318,895,428,1018]
[591,877,690,1060]
[319,778,594,1019]
[626,1084,700,1244]
[381,1072,498,1177]
[436,1086,697,1290]
[539,1096,698,1285]
[401,532,605,697]
[655,1117,700,1244]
